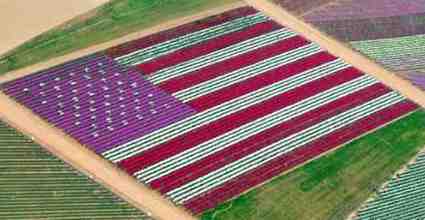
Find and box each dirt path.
[0,0,109,56]
[245,0,425,109]
[0,2,246,219]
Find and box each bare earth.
[0,0,109,56]
[0,2,245,220]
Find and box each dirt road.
[246,0,425,109]
[0,0,109,56]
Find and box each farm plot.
[351,35,425,73]
[0,6,418,214]
[264,0,334,16]
[354,152,425,220]
[304,0,425,22]
[278,0,425,91]
[291,0,425,83]
[303,0,425,41]
[0,121,151,219]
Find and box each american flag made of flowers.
[0,6,418,214]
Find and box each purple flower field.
[0,54,195,153]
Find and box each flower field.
[351,35,425,90]
[201,109,425,220]
[303,0,425,41]
[0,6,419,214]
[292,0,425,86]
[272,0,334,15]
[351,35,425,73]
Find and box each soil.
[0,0,109,56]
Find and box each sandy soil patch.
[0,0,109,56]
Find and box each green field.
[0,121,151,219]
[0,0,240,74]
[201,110,425,220]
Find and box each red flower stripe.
[106,6,258,58]
[137,21,281,75]
[118,67,362,174]
[150,83,391,193]
[188,52,336,111]
[158,36,311,94]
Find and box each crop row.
[304,0,425,22]
[351,34,425,72]
[300,0,425,41]
[0,122,151,219]
[355,152,425,219]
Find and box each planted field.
[354,152,425,219]
[0,6,418,215]
[351,35,425,73]
[283,0,425,87]
[303,0,425,41]
[0,121,151,219]
[304,0,425,21]
[272,0,334,15]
